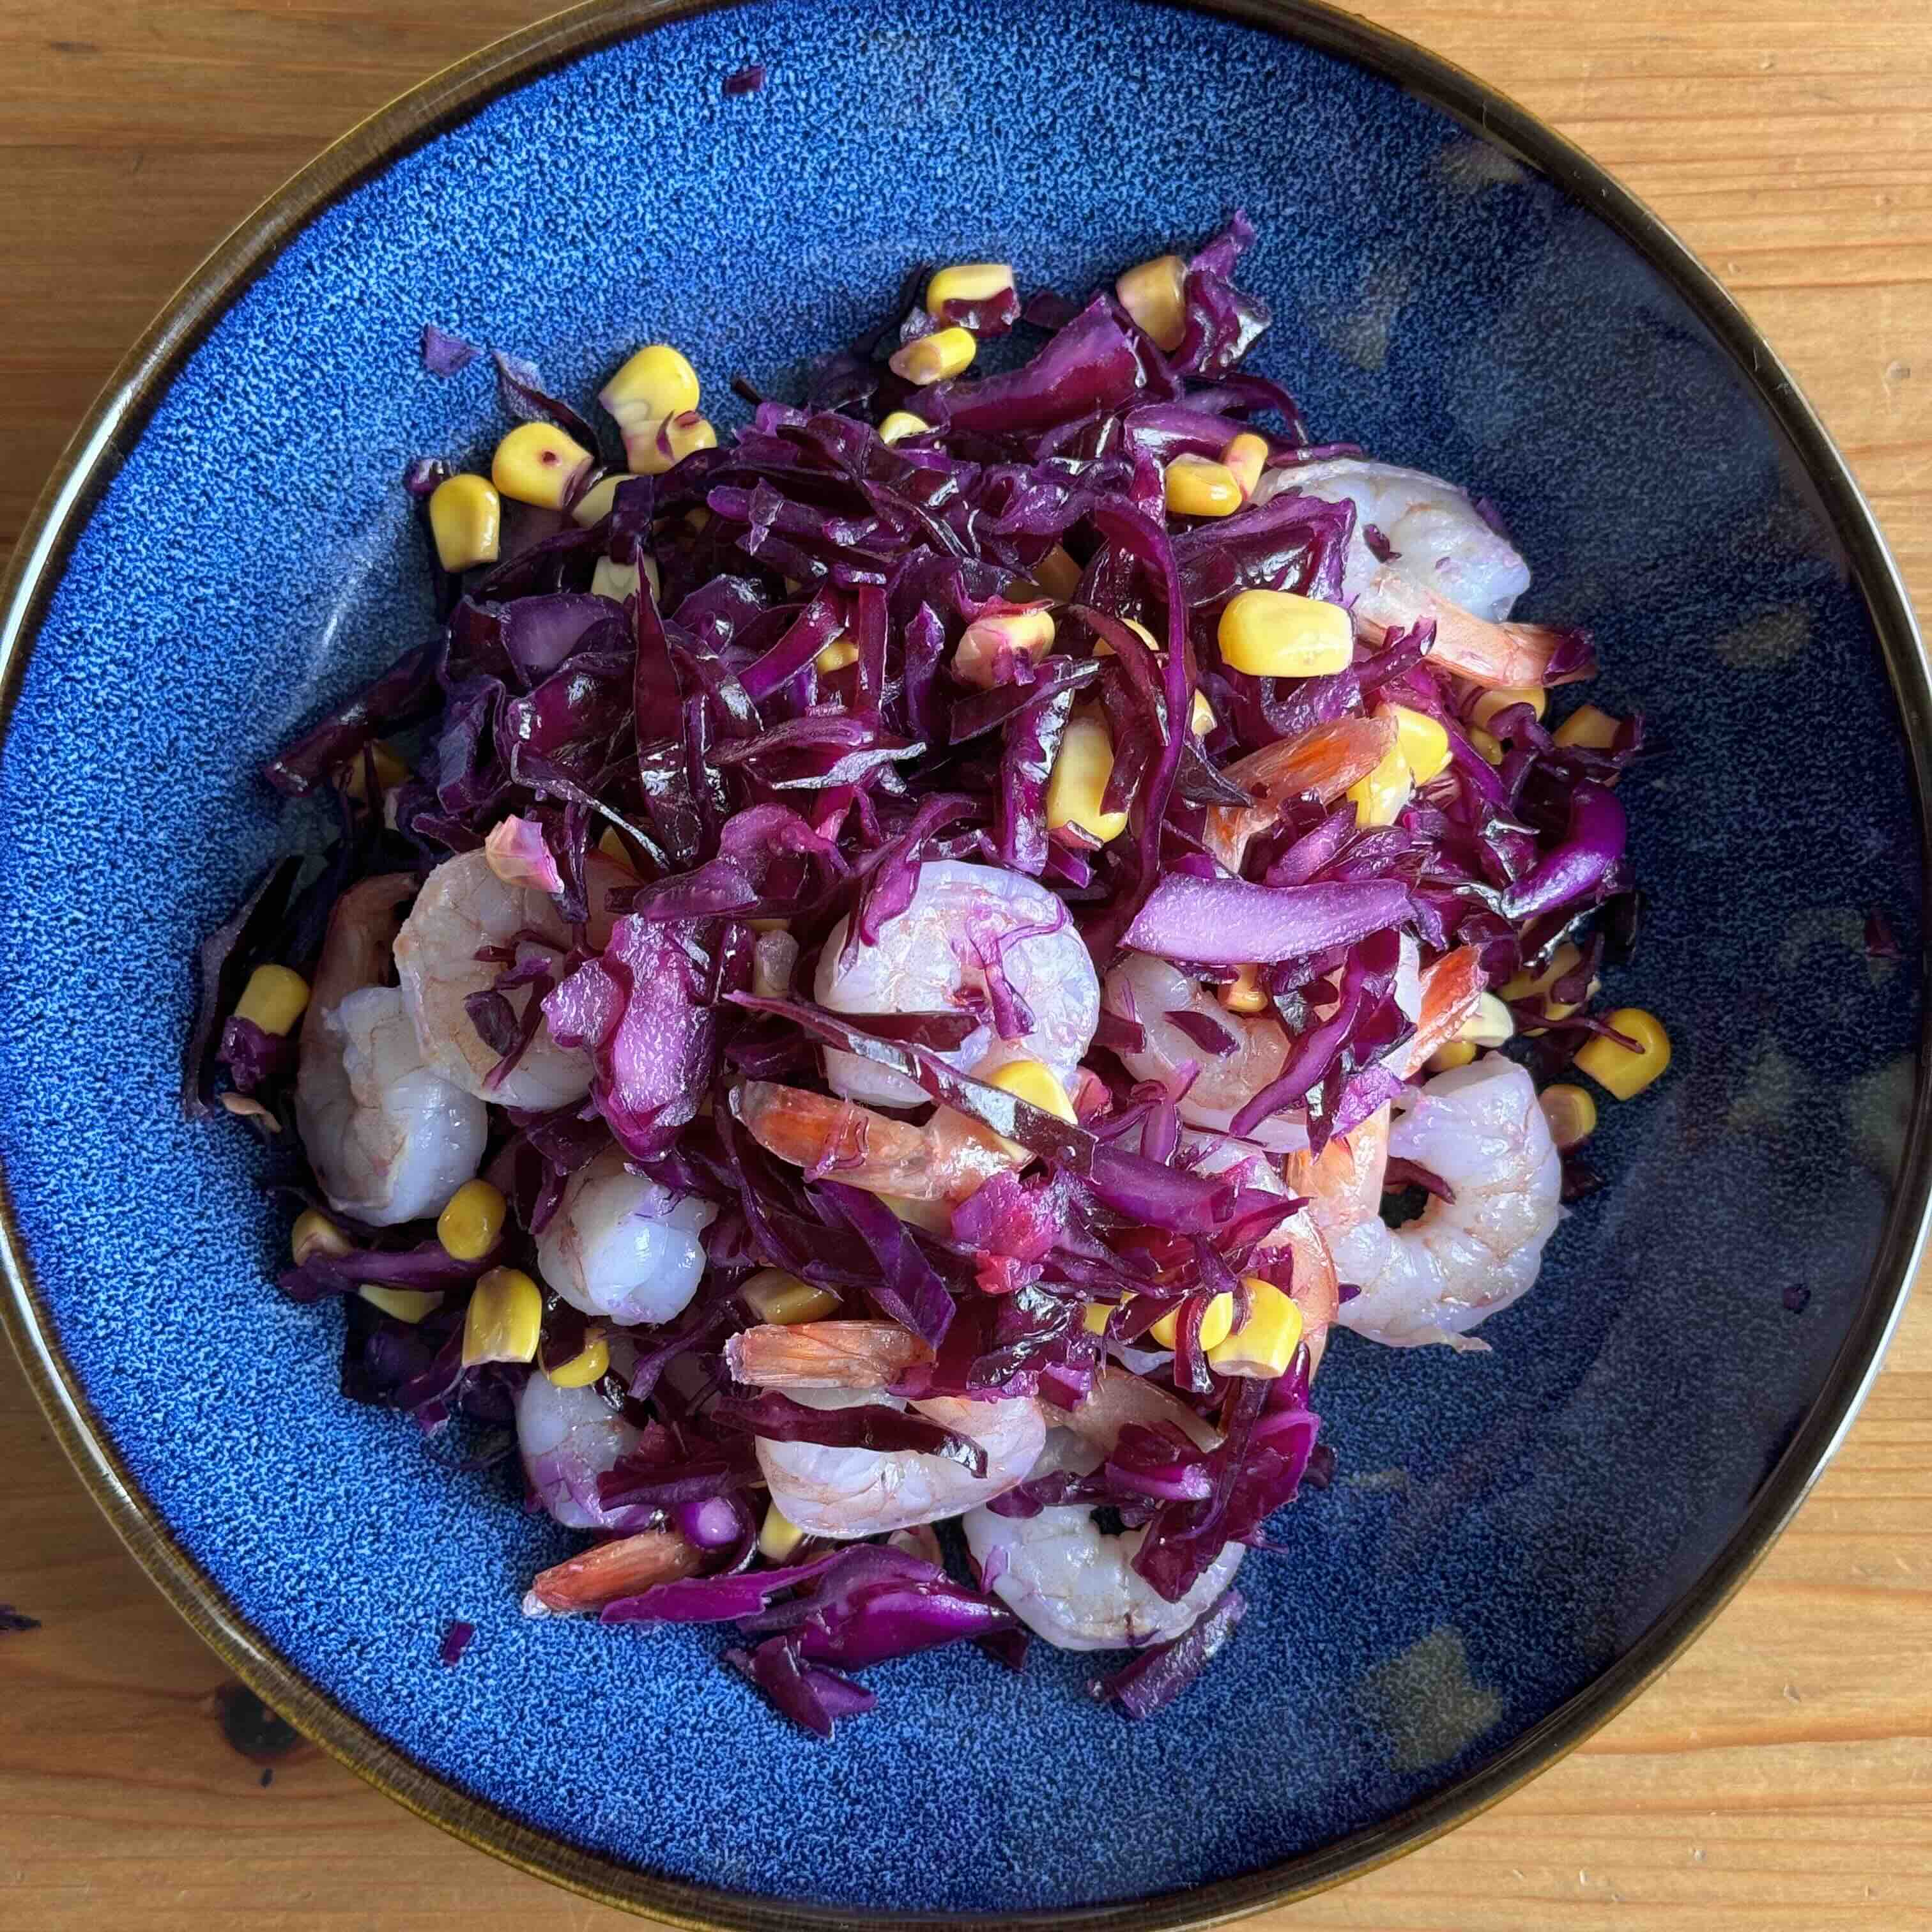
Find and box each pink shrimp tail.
[1206,713,1397,870]
[307,873,415,1021]
[1396,946,1488,1078]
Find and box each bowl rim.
[2,0,1928,1924]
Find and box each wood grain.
[2,1,1928,1926]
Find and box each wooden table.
[3,2,1928,1925]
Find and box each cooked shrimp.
[724,1319,933,1390]
[534,1142,718,1328]
[1255,458,1581,689]
[516,1372,643,1531]
[294,875,487,1226]
[392,847,629,1111]
[815,859,1101,1108]
[1179,1131,1340,1377]
[1104,951,1306,1152]
[1205,714,1397,872]
[962,1373,1240,1651]
[1393,944,1487,1077]
[1105,945,1485,1162]
[755,1387,1045,1537]
[731,1080,1023,1201]
[1292,1053,1560,1350]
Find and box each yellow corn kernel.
[1346,745,1413,829]
[590,553,661,604]
[1501,942,1584,1020]
[1222,431,1268,498]
[1116,253,1188,352]
[1426,1039,1478,1074]
[1470,685,1547,733]
[1091,616,1158,659]
[427,473,502,571]
[234,963,310,1037]
[925,262,1015,314]
[1459,990,1515,1048]
[1208,1277,1305,1379]
[1220,963,1268,1015]
[758,1500,809,1563]
[1379,703,1452,785]
[1574,1008,1671,1100]
[1164,455,1243,519]
[988,1058,1077,1123]
[291,1209,351,1267]
[1539,1082,1598,1150]
[437,1179,507,1264]
[544,1331,611,1388]
[1032,545,1083,601]
[597,826,638,873]
[1554,703,1622,751]
[1082,1300,1117,1337]
[880,1193,953,1234]
[492,421,595,509]
[1468,726,1505,765]
[598,343,700,436]
[687,507,712,534]
[815,634,861,674]
[957,608,1055,684]
[1218,590,1354,678]
[742,1269,841,1324]
[1149,1292,1236,1353]
[462,1266,543,1367]
[358,1284,443,1324]
[631,410,717,476]
[878,410,931,446]
[889,326,976,385]
[1045,709,1129,844]
[341,739,409,803]
[571,471,643,528]
[1190,690,1217,737]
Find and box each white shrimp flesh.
[1103,951,1308,1152]
[516,1372,641,1531]
[1319,1054,1561,1349]
[534,1143,718,1328]
[294,875,486,1226]
[753,1386,1045,1537]
[1255,458,1572,688]
[815,859,1100,1108]
[392,847,626,1112]
[962,1374,1241,1651]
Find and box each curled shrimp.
[516,1368,643,1531]
[731,1080,1023,1202]
[1104,945,1486,1158]
[534,1143,718,1328]
[1204,713,1397,873]
[1255,458,1581,689]
[1291,1053,1560,1351]
[961,1372,1241,1652]
[815,859,1101,1108]
[755,1386,1046,1538]
[392,847,628,1112]
[1105,951,1306,1152]
[293,875,487,1226]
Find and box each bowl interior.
[0,0,1922,1917]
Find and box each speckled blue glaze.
[0,0,1920,1915]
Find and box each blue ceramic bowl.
[2,0,1927,1922]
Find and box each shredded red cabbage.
[195,213,1654,1736]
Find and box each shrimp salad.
[187,217,1666,1736]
